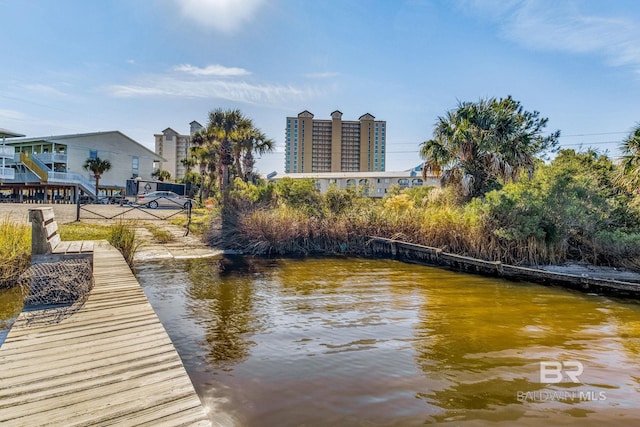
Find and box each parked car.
[135,191,194,209]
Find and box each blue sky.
[2,0,640,174]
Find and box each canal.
[2,255,639,425]
[132,256,640,426]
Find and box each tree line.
[188,98,640,270]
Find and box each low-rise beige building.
[268,165,438,197]
[154,121,203,180]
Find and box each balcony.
[0,167,14,180]
[0,145,15,159]
[33,152,68,163]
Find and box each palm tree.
[189,128,219,200]
[420,96,559,200]
[187,108,275,194]
[616,123,640,195]
[207,108,243,191]
[83,157,112,200]
[234,125,274,182]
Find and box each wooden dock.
[0,241,211,426]
[367,236,640,298]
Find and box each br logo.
[539,361,584,383]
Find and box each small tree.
[83,157,112,200]
[151,169,172,182]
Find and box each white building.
[268,165,438,197]
[2,130,164,202]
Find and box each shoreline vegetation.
[5,100,640,295]
[203,150,640,296]
[194,101,640,295]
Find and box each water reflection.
[135,257,640,426]
[183,256,272,369]
[0,285,23,344]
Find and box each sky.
[2,0,640,175]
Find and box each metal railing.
[0,146,15,158]
[0,167,14,180]
[28,154,52,172]
[47,172,96,196]
[33,152,68,163]
[13,172,39,182]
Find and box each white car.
[135,191,194,209]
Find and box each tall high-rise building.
[285,110,386,173]
[154,120,203,180]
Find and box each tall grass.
[108,222,141,269]
[0,218,31,288]
[212,179,640,271]
[144,224,174,243]
[59,222,112,240]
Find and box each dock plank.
[0,241,211,426]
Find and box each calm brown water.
[133,256,640,426]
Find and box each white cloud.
[459,0,640,74]
[0,109,29,122]
[304,72,340,79]
[106,74,321,106]
[176,0,266,33]
[23,84,68,97]
[174,64,251,77]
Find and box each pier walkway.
[0,241,211,426]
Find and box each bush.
[275,178,323,216]
[0,218,31,287]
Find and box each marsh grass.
[59,222,112,240]
[0,218,31,288]
[60,221,141,268]
[144,224,174,243]
[211,174,640,271]
[107,221,142,268]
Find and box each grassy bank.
[209,151,640,271]
[0,218,30,288]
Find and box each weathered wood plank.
[80,240,95,252]
[0,242,211,426]
[63,240,82,253]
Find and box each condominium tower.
[154,120,203,180]
[285,110,386,173]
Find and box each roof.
[297,110,314,118]
[7,130,164,161]
[0,128,25,138]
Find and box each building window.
[132,156,139,177]
[89,150,98,160]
